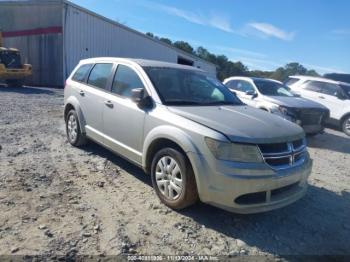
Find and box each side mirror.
[131,88,153,109]
[245,90,255,96]
[245,90,257,98]
[131,88,144,103]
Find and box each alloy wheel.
[155,156,183,200]
[67,114,78,142]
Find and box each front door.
[102,64,146,165]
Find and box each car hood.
[263,96,327,109]
[168,105,304,144]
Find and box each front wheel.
[151,148,198,210]
[65,109,87,146]
[342,116,350,136]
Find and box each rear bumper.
[188,152,312,214]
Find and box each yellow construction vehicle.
[0,31,32,87]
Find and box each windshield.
[143,67,243,106]
[254,79,296,97]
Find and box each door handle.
[79,90,85,96]
[319,96,325,99]
[104,100,114,108]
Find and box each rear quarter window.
[72,64,92,82]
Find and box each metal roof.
[80,57,204,71]
[0,0,215,68]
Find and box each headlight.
[270,105,288,115]
[205,137,263,163]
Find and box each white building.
[0,0,216,86]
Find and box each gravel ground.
[0,85,349,259]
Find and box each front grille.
[258,139,307,169]
[299,109,324,125]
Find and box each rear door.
[101,63,146,165]
[300,81,344,119]
[81,63,115,139]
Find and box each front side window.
[225,80,239,90]
[253,79,295,97]
[112,65,144,98]
[304,81,322,93]
[237,80,255,93]
[87,63,113,89]
[144,67,243,106]
[72,64,92,82]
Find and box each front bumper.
[272,108,329,134]
[188,152,312,214]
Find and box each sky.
[70,0,350,74]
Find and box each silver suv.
[64,58,312,214]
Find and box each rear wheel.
[6,79,24,87]
[151,147,198,210]
[65,109,87,146]
[342,115,350,136]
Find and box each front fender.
[142,125,209,198]
[64,96,87,133]
[142,125,199,167]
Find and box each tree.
[173,41,194,54]
[159,38,172,45]
[144,32,321,81]
[270,63,319,81]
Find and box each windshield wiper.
[165,100,204,106]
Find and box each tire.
[65,109,87,147]
[6,79,24,87]
[151,147,198,210]
[342,115,350,136]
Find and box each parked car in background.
[285,76,350,136]
[223,77,330,136]
[64,58,312,214]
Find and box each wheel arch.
[64,96,86,133]
[340,112,350,124]
[143,127,206,200]
[142,126,199,174]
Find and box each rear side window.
[319,82,342,97]
[72,64,92,82]
[112,65,144,98]
[87,63,114,90]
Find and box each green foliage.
[145,32,321,81]
[159,38,172,45]
[173,41,194,54]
